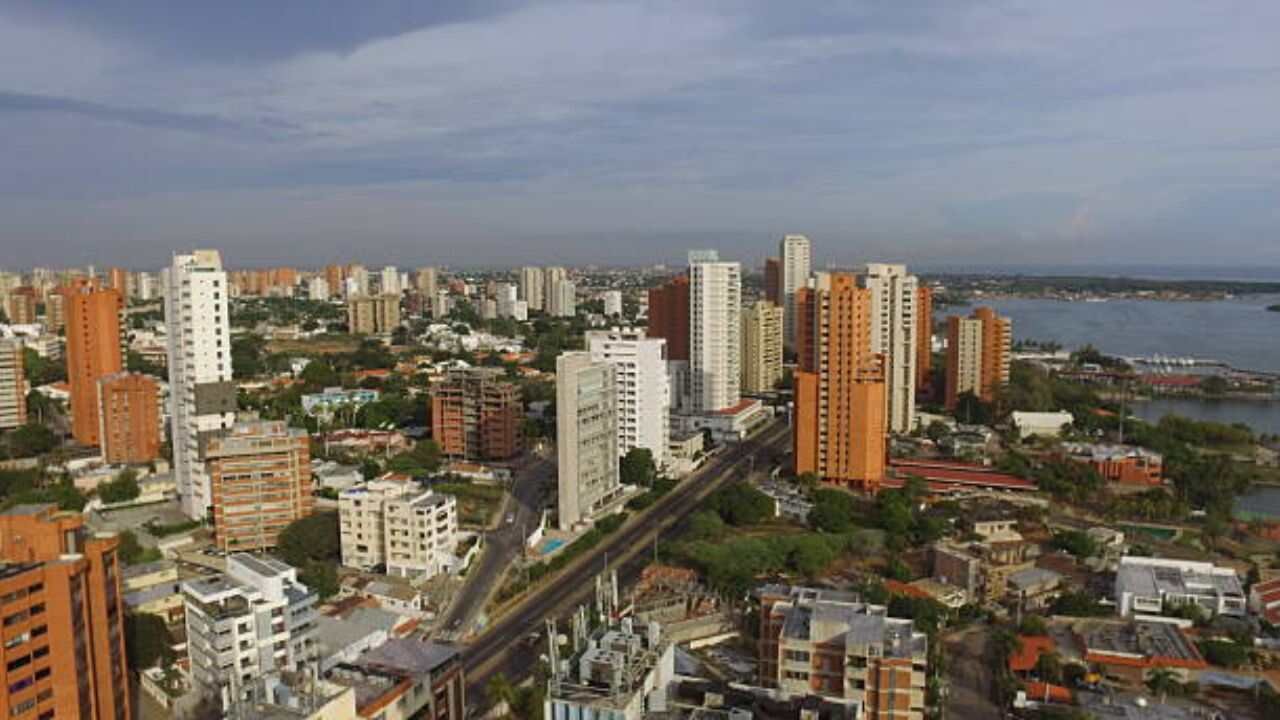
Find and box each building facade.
[548,279,576,318]
[556,353,621,530]
[779,234,812,348]
[183,554,319,711]
[689,251,741,413]
[430,369,523,461]
[587,329,671,468]
[62,279,123,447]
[165,250,236,521]
[945,306,1011,410]
[857,264,918,433]
[0,338,25,429]
[764,256,782,305]
[5,287,38,325]
[519,266,544,312]
[915,286,933,393]
[740,300,783,394]
[0,504,131,720]
[646,275,690,362]
[339,477,459,579]
[347,294,402,336]
[792,273,887,491]
[205,421,314,552]
[96,372,161,464]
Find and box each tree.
[1199,375,1229,396]
[687,510,726,541]
[299,360,340,390]
[117,530,144,565]
[97,468,141,504]
[1146,667,1179,703]
[276,512,341,568]
[2,424,58,459]
[385,439,443,477]
[1052,530,1097,559]
[1035,652,1064,684]
[708,483,773,526]
[925,420,951,443]
[808,488,857,533]
[300,561,339,599]
[125,613,174,670]
[231,335,266,379]
[619,448,658,488]
[21,348,65,386]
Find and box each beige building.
[945,306,1011,410]
[556,352,621,530]
[206,421,314,552]
[758,585,928,719]
[347,294,402,336]
[857,263,919,433]
[740,301,783,394]
[339,475,459,580]
[0,338,26,429]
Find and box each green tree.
[125,613,174,669]
[619,448,658,487]
[299,561,339,599]
[299,360,340,390]
[2,424,58,459]
[21,348,65,386]
[97,468,141,504]
[808,488,857,533]
[708,483,773,526]
[231,335,266,379]
[385,439,443,477]
[1052,530,1097,559]
[1145,667,1179,703]
[276,512,341,568]
[925,420,951,443]
[1199,375,1229,396]
[1035,652,1064,684]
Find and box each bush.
[98,469,141,504]
[708,483,773,526]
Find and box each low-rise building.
[300,386,380,417]
[1063,443,1163,486]
[328,639,466,720]
[1114,556,1245,617]
[544,616,675,720]
[932,530,1038,605]
[1076,618,1207,685]
[1011,410,1073,438]
[1006,566,1064,610]
[757,585,928,719]
[338,476,459,581]
[672,398,771,444]
[1248,576,1280,624]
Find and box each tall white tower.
[858,263,918,433]
[779,234,812,349]
[165,250,236,520]
[689,250,741,413]
[587,329,670,468]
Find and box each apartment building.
[757,585,927,719]
[916,286,933,392]
[414,266,439,298]
[543,615,675,720]
[548,279,576,318]
[646,274,690,362]
[587,329,671,467]
[430,369,522,461]
[764,256,782,305]
[165,250,236,521]
[347,294,402,336]
[557,352,622,531]
[339,476,459,580]
[779,234,812,349]
[689,250,741,413]
[740,300,783,394]
[329,639,466,720]
[857,264,919,433]
[792,273,887,491]
[62,279,123,447]
[96,372,161,464]
[1115,556,1246,617]
[205,421,314,552]
[0,338,25,429]
[5,287,38,325]
[519,266,545,312]
[183,554,319,710]
[0,504,131,720]
[945,306,1011,410]
[602,290,623,316]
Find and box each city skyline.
[3,1,1279,268]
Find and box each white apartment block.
[165,250,236,521]
[689,250,741,413]
[0,338,25,429]
[602,290,623,316]
[380,266,401,296]
[347,265,370,297]
[339,477,460,580]
[587,329,671,468]
[183,554,319,710]
[549,278,576,318]
[779,234,812,348]
[858,264,919,433]
[519,266,545,311]
[557,352,621,530]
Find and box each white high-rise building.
[857,263,918,433]
[556,352,621,531]
[689,250,741,413]
[602,290,623,316]
[780,234,812,348]
[414,266,439,297]
[165,250,236,520]
[519,266,544,311]
[380,265,401,296]
[347,265,370,297]
[495,283,520,319]
[307,276,330,301]
[549,279,576,317]
[587,329,670,468]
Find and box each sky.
[3,1,1280,271]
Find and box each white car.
[505,513,515,524]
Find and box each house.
[1075,618,1207,685]
[1248,577,1280,624]
[1012,411,1074,438]
[1114,557,1245,617]
[1063,443,1163,486]
[1006,567,1063,610]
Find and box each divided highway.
[458,418,791,700]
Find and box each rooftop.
[1080,619,1206,669]
[1116,557,1243,601]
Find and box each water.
[1129,397,1280,436]
[1235,485,1280,520]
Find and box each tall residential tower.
[689,250,741,413]
[779,234,812,348]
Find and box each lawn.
[434,482,504,526]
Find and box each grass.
[435,482,504,526]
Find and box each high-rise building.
[764,256,782,306]
[307,275,330,301]
[857,264,919,434]
[107,267,128,294]
[587,329,670,468]
[62,279,123,447]
[519,266,545,312]
[183,554,318,711]
[945,306,1011,410]
[205,421,313,552]
[414,266,439,297]
[380,265,401,296]
[5,287,38,325]
[431,369,522,461]
[165,250,236,521]
[346,264,370,297]
[135,272,158,301]
[0,504,131,720]
[42,292,65,333]
[556,352,621,530]
[548,278,576,317]
[0,339,25,429]
[689,250,741,413]
[338,476,459,579]
[758,585,927,719]
[97,372,161,464]
[602,290,623,316]
[792,273,887,491]
[916,286,933,393]
[324,264,347,297]
[740,300,783,394]
[494,283,520,319]
[347,294,402,336]
[646,275,690,362]
[779,234,812,348]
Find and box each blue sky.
[2,1,1279,270]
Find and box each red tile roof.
[1009,635,1055,673]
[1024,682,1073,704]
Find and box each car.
[506,513,515,524]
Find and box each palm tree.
[486,673,516,716]
[1146,667,1178,704]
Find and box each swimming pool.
[538,538,566,555]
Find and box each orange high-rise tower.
[62,279,122,447]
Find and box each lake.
[1129,397,1280,436]
[1235,485,1280,521]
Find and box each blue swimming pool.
[538,538,566,555]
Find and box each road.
[459,419,791,703]
[438,454,554,636]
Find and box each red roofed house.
[1024,682,1073,705]
[1249,577,1280,625]
[1008,635,1056,677]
